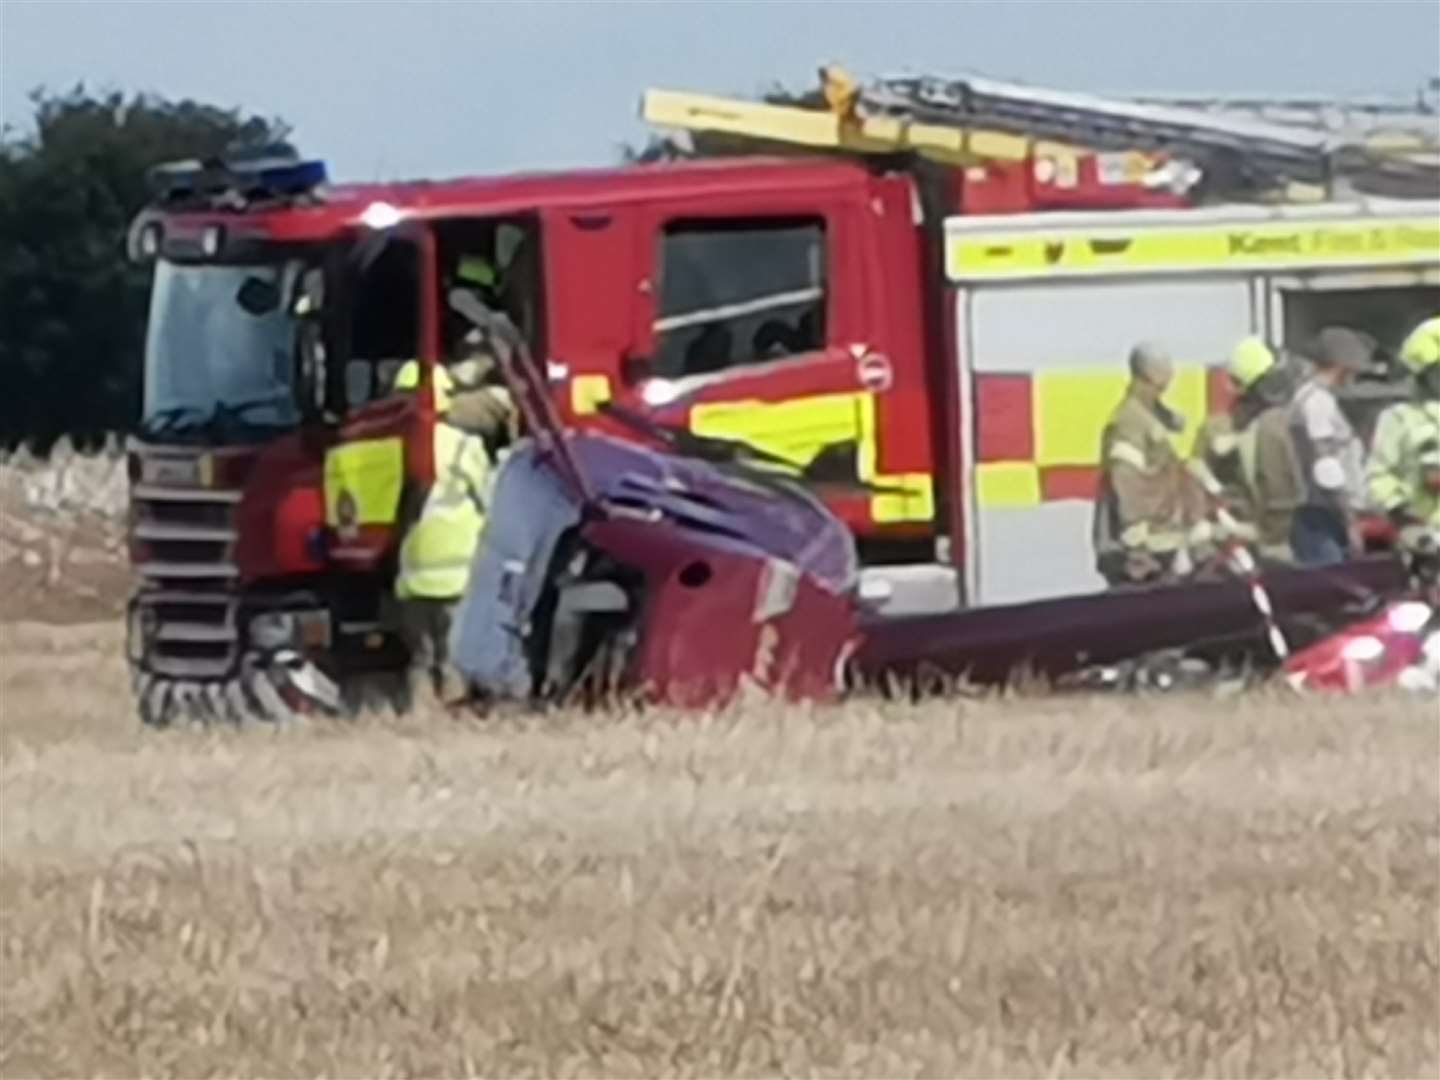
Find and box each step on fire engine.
[122,68,1440,722]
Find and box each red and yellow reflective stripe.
[974,366,1212,509]
[689,391,934,524]
[323,437,405,526]
[949,214,1440,281]
[570,375,613,416]
[975,462,1041,508]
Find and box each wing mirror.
[291,266,325,319]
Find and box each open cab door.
[321,223,437,570]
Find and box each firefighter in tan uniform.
[1187,337,1304,563]
[1093,341,1209,586]
[1368,316,1440,546]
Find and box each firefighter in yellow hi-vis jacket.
[390,254,519,706]
[1368,316,1440,549]
[1188,337,1304,563]
[1093,341,1210,585]
[392,363,513,705]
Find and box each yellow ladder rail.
[642,87,1089,167]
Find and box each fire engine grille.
[131,484,242,678]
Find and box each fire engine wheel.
[132,669,301,729]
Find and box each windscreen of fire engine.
[654,218,826,379]
[142,260,303,439]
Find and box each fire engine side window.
[654,218,826,379]
[348,238,420,406]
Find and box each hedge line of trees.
[0,89,289,453]
[0,85,799,455]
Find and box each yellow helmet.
[391,361,455,410]
[1398,316,1440,373]
[392,359,420,392]
[456,254,497,290]
[1228,336,1276,390]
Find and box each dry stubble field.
[0,618,1437,1079]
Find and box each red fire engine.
[122,71,1440,721]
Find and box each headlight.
[248,611,296,649]
[247,609,332,651]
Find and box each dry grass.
[1,620,1436,1079]
[0,453,131,626]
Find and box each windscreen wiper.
[212,394,293,425]
[144,396,294,444]
[140,405,208,439]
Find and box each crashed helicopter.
[447,314,1436,711]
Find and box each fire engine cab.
[122,70,1440,721]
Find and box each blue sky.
[3,0,1437,182]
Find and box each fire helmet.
[1398,316,1440,374]
[1228,336,1276,390]
[456,254,497,290]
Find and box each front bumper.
[125,592,367,724]
[130,649,340,726]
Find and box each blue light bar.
[145,156,328,206]
[233,157,329,196]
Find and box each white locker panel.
[975,503,1104,606]
[959,276,1256,605]
[968,277,1255,373]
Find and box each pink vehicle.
[1283,534,1440,694]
